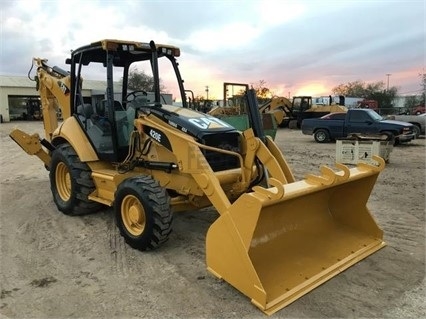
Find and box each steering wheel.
[125,90,169,106]
[125,90,148,102]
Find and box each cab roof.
[67,39,180,67]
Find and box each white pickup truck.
[386,114,426,138]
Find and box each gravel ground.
[1,120,425,319]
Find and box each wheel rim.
[121,195,146,236]
[317,132,325,141]
[56,162,71,201]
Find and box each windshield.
[366,109,383,121]
[128,55,181,104]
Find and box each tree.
[419,72,426,106]
[332,80,369,97]
[404,95,420,112]
[332,80,398,114]
[251,80,273,100]
[127,67,166,92]
[368,87,398,115]
[332,80,385,97]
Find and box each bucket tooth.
[358,155,385,171]
[252,178,285,200]
[305,163,350,186]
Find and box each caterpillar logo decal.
[188,117,231,130]
[57,80,70,95]
[143,126,172,151]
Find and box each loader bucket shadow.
[206,162,385,315]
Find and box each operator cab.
[66,39,184,162]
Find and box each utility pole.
[386,74,391,91]
[205,86,209,100]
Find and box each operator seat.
[92,101,111,135]
[96,100,107,117]
[76,104,94,128]
[114,100,125,111]
[96,99,125,114]
[93,100,130,142]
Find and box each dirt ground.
[1,120,425,319]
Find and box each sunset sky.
[1,0,424,101]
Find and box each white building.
[0,75,172,122]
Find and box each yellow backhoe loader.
[10,39,386,315]
[258,95,292,127]
[257,95,349,129]
[287,95,348,128]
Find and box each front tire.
[50,143,104,215]
[114,176,172,251]
[314,129,330,143]
[381,131,397,145]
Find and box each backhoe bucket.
[206,159,386,315]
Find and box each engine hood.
[139,104,238,139]
[380,119,414,127]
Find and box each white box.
[336,139,393,165]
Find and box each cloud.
[0,0,424,100]
[184,1,305,53]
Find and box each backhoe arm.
[258,96,292,114]
[258,96,293,126]
[33,58,72,141]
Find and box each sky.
[1,0,425,101]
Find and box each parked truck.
[301,108,416,144]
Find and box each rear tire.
[50,143,104,215]
[314,129,330,143]
[114,176,172,251]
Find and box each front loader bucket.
[206,159,386,315]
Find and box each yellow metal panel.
[53,117,98,162]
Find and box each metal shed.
[0,75,113,122]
